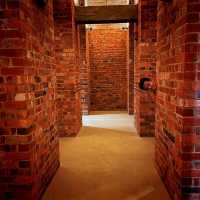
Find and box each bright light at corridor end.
[74,0,79,5]
[74,0,138,6]
[85,0,129,6]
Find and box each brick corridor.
[0,0,199,199]
[42,113,170,200]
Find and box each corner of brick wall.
[128,23,135,115]
[0,0,59,199]
[54,0,82,137]
[156,0,200,199]
[134,0,157,137]
[79,25,90,115]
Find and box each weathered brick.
[134,0,157,137]
[156,0,200,199]
[54,0,82,137]
[0,0,59,199]
[79,25,90,115]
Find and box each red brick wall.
[54,0,82,136]
[88,26,128,111]
[0,0,59,199]
[156,0,200,199]
[79,25,90,115]
[134,0,157,137]
[127,23,135,114]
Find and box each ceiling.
[75,0,138,28]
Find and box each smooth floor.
[42,111,171,200]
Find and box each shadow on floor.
[78,126,138,137]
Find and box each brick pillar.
[0,0,59,199]
[156,0,200,199]
[134,0,157,136]
[79,25,90,115]
[127,22,135,114]
[54,0,82,137]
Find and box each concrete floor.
[42,112,171,200]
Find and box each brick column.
[127,22,135,114]
[79,25,90,115]
[134,0,157,136]
[0,0,59,199]
[54,0,82,137]
[156,0,200,199]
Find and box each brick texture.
[54,0,82,136]
[0,0,59,199]
[79,25,90,115]
[127,22,135,114]
[134,0,157,137]
[88,26,128,111]
[156,0,200,199]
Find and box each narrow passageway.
[42,112,170,200]
[0,0,199,199]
